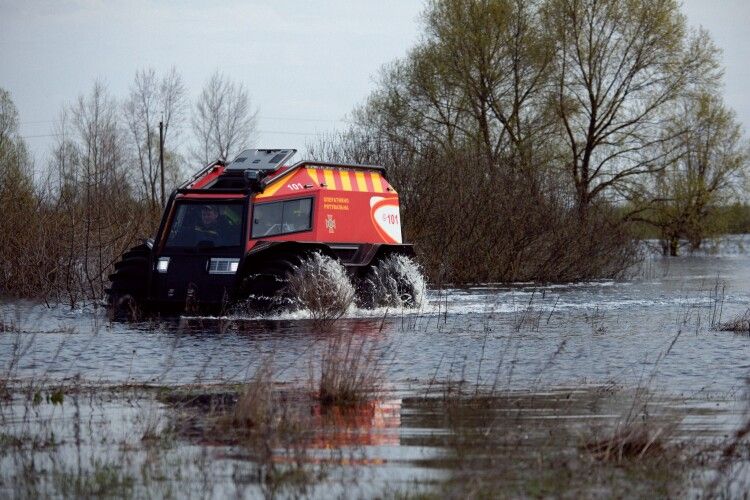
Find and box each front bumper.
[151,255,240,307]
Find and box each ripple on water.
[1,242,750,394]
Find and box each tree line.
[0,70,258,304]
[312,0,748,282]
[1,0,749,303]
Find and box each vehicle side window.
[282,198,312,233]
[251,202,283,237]
[252,198,312,238]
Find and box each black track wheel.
[357,253,424,309]
[235,250,310,313]
[107,243,151,321]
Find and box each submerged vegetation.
[717,310,750,334]
[0,357,747,498]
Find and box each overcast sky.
[2,0,749,170]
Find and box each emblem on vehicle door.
[325,214,336,233]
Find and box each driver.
[194,205,232,245]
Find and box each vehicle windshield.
[164,202,243,250]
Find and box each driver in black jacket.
[194,205,233,245]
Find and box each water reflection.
[310,399,401,449]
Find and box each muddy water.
[2,237,750,395]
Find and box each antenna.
[159,120,165,206]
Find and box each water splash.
[286,252,356,323]
[227,253,428,320]
[359,254,427,309]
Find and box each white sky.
[1,0,748,170]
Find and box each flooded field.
[3,237,750,497]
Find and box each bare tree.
[0,88,31,179]
[191,71,258,165]
[546,0,722,219]
[361,0,553,172]
[123,67,186,209]
[39,81,149,302]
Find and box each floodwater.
[2,237,750,395]
[3,236,750,497]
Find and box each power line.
[19,115,350,127]
[258,116,350,124]
[20,129,338,140]
[20,133,61,139]
[17,119,57,125]
[257,129,335,137]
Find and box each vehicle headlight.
[156,257,170,273]
[208,258,240,274]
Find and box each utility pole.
[159,120,165,207]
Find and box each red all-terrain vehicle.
[106,149,419,317]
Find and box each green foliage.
[49,388,64,405]
[365,0,554,169]
[0,88,39,297]
[719,203,750,234]
[545,0,722,216]
[630,92,748,254]
[319,0,742,277]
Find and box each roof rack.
[225,149,297,173]
[176,153,388,195]
[179,159,224,190]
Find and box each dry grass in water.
[584,421,674,463]
[153,360,323,498]
[317,329,383,406]
[0,306,23,333]
[582,388,678,465]
[225,358,276,431]
[704,377,750,495]
[717,310,750,333]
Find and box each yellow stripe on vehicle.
[256,170,296,198]
[306,167,320,185]
[340,171,353,191]
[323,169,336,189]
[370,172,384,193]
[355,171,368,191]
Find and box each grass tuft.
[717,310,750,333]
[227,358,275,430]
[317,329,383,406]
[584,420,674,463]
